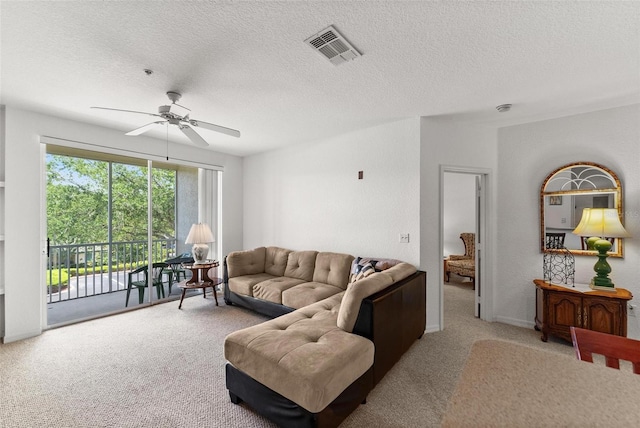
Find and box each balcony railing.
[47,239,177,303]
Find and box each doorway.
[440,166,491,328]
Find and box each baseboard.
[494,316,534,329]
[425,324,440,334]
[2,328,43,344]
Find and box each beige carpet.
[442,339,640,427]
[0,279,575,427]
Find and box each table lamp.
[185,223,215,264]
[572,208,630,290]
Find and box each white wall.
[243,118,421,265]
[244,116,497,334]
[443,172,476,257]
[420,117,498,332]
[497,104,640,338]
[1,107,244,342]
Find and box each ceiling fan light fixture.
[158,103,190,118]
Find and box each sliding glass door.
[45,147,195,325]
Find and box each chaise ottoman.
[224,293,374,427]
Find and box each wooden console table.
[533,279,632,342]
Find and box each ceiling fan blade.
[179,124,209,147]
[91,106,162,118]
[125,121,167,136]
[188,119,241,138]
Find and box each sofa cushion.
[265,247,292,277]
[227,247,266,278]
[224,293,374,414]
[253,277,306,304]
[337,272,394,333]
[282,282,344,309]
[312,252,354,289]
[338,263,417,332]
[228,273,276,297]
[383,262,418,283]
[284,250,318,282]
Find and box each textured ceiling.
[1,1,639,157]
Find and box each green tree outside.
[46,154,177,286]
[47,155,176,244]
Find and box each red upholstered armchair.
[445,233,475,289]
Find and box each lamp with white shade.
[185,223,215,264]
[572,208,630,290]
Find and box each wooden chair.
[580,236,615,250]
[445,233,475,289]
[570,326,640,374]
[545,232,566,249]
[126,262,172,307]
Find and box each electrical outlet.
[629,304,637,317]
[399,233,410,243]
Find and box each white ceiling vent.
[305,25,361,66]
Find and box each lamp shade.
[572,208,630,238]
[185,223,215,244]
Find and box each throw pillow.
[351,256,378,273]
[350,261,375,283]
[373,258,402,272]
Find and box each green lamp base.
[588,238,616,291]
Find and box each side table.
[178,260,222,309]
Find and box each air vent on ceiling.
[304,25,361,66]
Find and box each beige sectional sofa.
[225,247,354,313]
[223,246,427,428]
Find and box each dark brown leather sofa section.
[352,270,427,385]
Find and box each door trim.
[440,165,493,329]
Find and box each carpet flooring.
[0,278,575,427]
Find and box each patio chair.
[126,262,172,307]
[164,252,194,294]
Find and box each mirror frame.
[540,161,624,257]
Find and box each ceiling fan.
[91,91,240,147]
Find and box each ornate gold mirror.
[540,162,624,257]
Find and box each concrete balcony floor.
[47,283,220,326]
